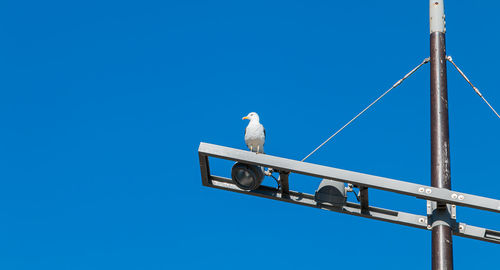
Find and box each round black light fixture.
[231,162,265,191]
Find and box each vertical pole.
[430,1,454,270]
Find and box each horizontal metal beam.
[206,175,500,245]
[456,223,500,244]
[209,175,428,230]
[199,142,500,214]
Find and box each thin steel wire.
[301,58,430,162]
[446,56,500,119]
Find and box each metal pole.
[430,1,454,270]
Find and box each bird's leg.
[250,145,253,152]
[257,145,260,154]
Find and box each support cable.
[446,56,500,119]
[301,57,430,162]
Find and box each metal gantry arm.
[200,143,500,214]
[198,142,500,245]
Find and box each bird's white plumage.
[243,112,265,153]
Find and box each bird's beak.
[242,116,249,120]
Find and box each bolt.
[459,225,464,231]
[452,205,456,208]
[451,193,458,199]
[427,225,432,229]
[426,188,432,194]
[419,218,425,223]
[458,195,464,200]
[419,187,425,192]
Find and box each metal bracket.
[426,200,458,231]
[359,186,369,214]
[278,171,290,199]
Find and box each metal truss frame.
[198,142,500,244]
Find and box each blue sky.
[1,0,499,269]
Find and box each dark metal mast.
[430,1,454,269]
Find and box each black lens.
[235,169,254,188]
[231,162,264,190]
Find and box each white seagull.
[242,112,265,153]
